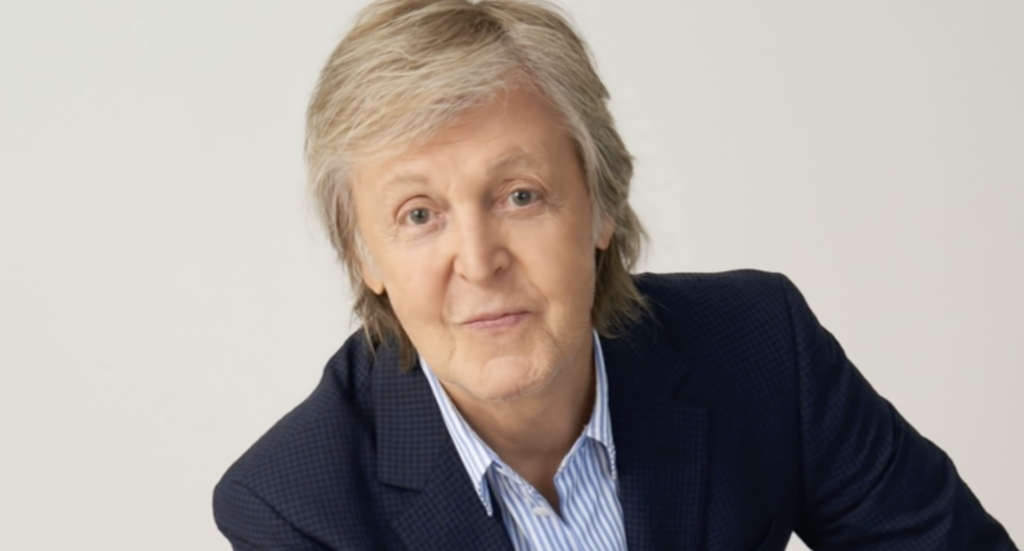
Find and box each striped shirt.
[419,331,627,550]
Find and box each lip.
[459,311,530,330]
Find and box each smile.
[460,311,530,331]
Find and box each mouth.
[460,311,530,331]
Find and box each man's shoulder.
[620,270,804,398]
[615,271,810,464]
[634,268,789,298]
[214,331,379,519]
[632,269,796,328]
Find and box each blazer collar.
[372,324,709,551]
[373,344,513,551]
[603,328,709,551]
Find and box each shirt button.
[531,506,551,517]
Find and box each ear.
[359,258,386,295]
[596,214,615,251]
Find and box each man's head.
[306,0,646,390]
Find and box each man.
[213,0,1018,549]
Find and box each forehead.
[353,88,573,185]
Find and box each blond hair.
[306,0,647,365]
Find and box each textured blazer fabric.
[213,270,1018,550]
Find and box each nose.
[451,208,510,284]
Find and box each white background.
[1,1,1020,549]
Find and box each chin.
[463,353,557,403]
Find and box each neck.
[441,335,597,493]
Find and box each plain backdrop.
[1,1,1021,549]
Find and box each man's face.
[350,88,613,403]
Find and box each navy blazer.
[214,271,1017,550]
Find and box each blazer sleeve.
[213,479,330,551]
[781,275,1018,550]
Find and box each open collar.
[416,330,618,516]
[372,314,709,550]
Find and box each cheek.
[512,221,597,313]
[380,246,449,326]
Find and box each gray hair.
[306,0,648,365]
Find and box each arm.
[781,276,1017,550]
[213,479,331,551]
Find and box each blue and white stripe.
[420,331,626,550]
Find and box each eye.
[405,208,432,225]
[509,189,537,207]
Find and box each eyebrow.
[487,150,548,176]
[380,150,548,189]
[381,173,431,189]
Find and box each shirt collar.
[419,330,617,516]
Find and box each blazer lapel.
[374,346,513,551]
[603,331,710,551]
[370,320,709,551]
[391,443,513,551]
